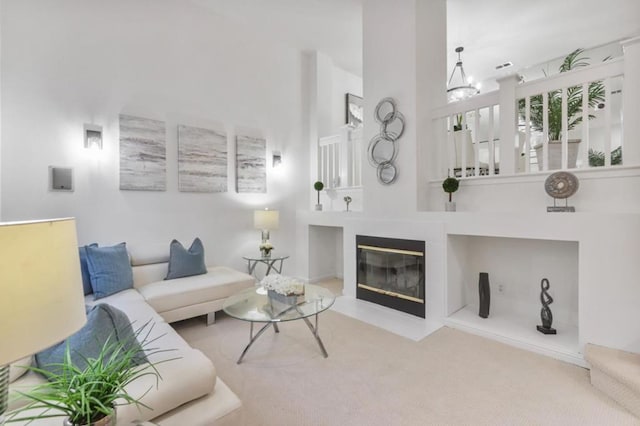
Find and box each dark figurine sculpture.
[478,272,490,319]
[537,278,557,334]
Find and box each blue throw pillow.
[35,304,147,378]
[79,243,98,296]
[165,238,207,280]
[86,243,133,300]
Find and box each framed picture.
[119,114,166,191]
[346,93,363,127]
[236,134,266,193]
[177,124,228,193]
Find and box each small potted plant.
[314,181,324,211]
[442,176,459,211]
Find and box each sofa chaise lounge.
[8,246,255,425]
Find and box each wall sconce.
[84,124,103,150]
[272,151,282,168]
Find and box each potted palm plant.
[520,48,606,170]
[7,322,172,426]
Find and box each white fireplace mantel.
[296,210,640,365]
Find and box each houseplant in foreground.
[7,321,172,426]
[314,181,324,211]
[442,176,459,211]
[520,48,606,170]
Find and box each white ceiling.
[190,0,363,76]
[192,0,640,85]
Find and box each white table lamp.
[253,209,279,243]
[0,218,87,423]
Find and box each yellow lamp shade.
[254,209,279,230]
[0,218,87,365]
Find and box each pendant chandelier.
[447,46,481,102]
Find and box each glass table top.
[223,284,335,323]
[242,254,290,261]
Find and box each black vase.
[478,272,490,318]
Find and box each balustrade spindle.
[561,88,569,169]
[488,105,495,175]
[604,78,612,167]
[474,108,480,175]
[581,82,590,168]
[524,96,531,173]
[542,92,549,171]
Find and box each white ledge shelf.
[445,305,583,367]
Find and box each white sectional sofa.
[8,249,255,425]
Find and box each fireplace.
[356,235,425,318]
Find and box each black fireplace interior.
[356,235,425,318]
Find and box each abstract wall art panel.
[119,114,166,191]
[236,134,266,193]
[178,125,228,193]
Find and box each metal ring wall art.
[368,97,405,185]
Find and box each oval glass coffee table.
[223,284,335,364]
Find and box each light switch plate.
[49,166,74,191]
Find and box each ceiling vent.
[495,61,513,70]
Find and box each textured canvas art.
[178,125,227,193]
[236,135,266,193]
[119,114,166,191]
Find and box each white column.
[362,0,418,216]
[306,52,320,211]
[496,74,519,176]
[621,36,640,165]
[363,0,446,214]
[416,0,447,210]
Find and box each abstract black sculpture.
[536,278,557,334]
[478,272,490,319]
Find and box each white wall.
[1,0,307,272]
[0,0,2,221]
[314,52,362,139]
[362,0,417,215]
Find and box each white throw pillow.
[9,356,32,383]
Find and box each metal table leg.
[302,314,329,358]
[237,322,279,364]
[237,315,327,364]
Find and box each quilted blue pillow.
[165,238,207,280]
[86,243,133,300]
[79,243,98,295]
[35,304,147,377]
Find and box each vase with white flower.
[261,274,305,305]
[259,241,273,258]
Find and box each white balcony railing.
[432,57,626,179]
[318,126,362,189]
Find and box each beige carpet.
[173,307,639,426]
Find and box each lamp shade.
[0,218,87,365]
[254,209,279,230]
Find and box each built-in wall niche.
[446,235,581,365]
[308,225,344,283]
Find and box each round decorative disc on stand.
[544,171,579,199]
